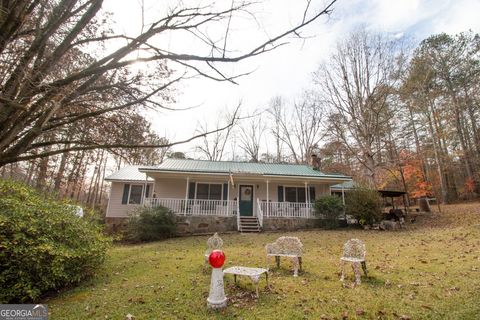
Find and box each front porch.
[135,159,351,233]
[143,197,317,231]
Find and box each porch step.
[239,217,261,233]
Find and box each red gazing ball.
[209,250,226,268]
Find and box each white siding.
[106,182,143,218]
[154,178,190,199]
[108,175,342,217]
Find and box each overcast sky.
[103,0,480,158]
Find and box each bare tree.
[195,106,239,161]
[268,92,325,164]
[268,96,285,163]
[314,30,405,185]
[0,0,337,167]
[238,115,266,162]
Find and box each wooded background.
[1,1,478,210]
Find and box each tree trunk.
[54,150,69,192]
[425,106,448,203]
[36,153,50,190]
[407,102,428,180]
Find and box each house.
[105,159,352,233]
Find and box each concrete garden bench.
[223,266,269,297]
[265,236,303,276]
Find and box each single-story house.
[105,159,352,233]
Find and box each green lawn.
[46,204,480,319]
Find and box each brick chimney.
[310,154,321,171]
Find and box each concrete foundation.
[105,216,321,235]
[175,216,237,235]
[262,217,319,231]
[105,217,129,233]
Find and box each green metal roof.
[139,159,351,179]
[105,166,154,182]
[330,180,355,190]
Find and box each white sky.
[102,0,480,158]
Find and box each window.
[129,185,143,204]
[285,187,306,203]
[121,184,152,205]
[196,183,222,200]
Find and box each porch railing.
[256,198,264,227]
[144,198,236,216]
[258,201,315,218]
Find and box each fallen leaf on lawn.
[356,308,365,315]
[128,297,145,304]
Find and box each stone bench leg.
[275,256,280,268]
[250,275,260,298]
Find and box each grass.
[46,203,480,319]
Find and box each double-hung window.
[128,185,143,204]
[196,183,222,200]
[122,184,150,205]
[285,187,306,203]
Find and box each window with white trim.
[128,185,143,204]
[122,184,147,205]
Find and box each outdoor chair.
[340,238,368,285]
[266,236,303,276]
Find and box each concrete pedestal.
[207,267,227,309]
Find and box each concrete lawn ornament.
[205,232,223,264]
[207,249,227,309]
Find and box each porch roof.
[105,165,154,182]
[139,159,351,181]
[330,180,355,190]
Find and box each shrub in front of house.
[313,195,345,228]
[124,206,177,242]
[345,187,383,226]
[0,179,110,303]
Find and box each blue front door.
[239,185,253,216]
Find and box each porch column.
[184,177,189,215]
[266,180,269,217]
[227,179,230,214]
[342,184,345,205]
[304,182,308,204]
[142,182,147,205]
[142,174,148,205]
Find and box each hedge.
[0,179,110,303]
